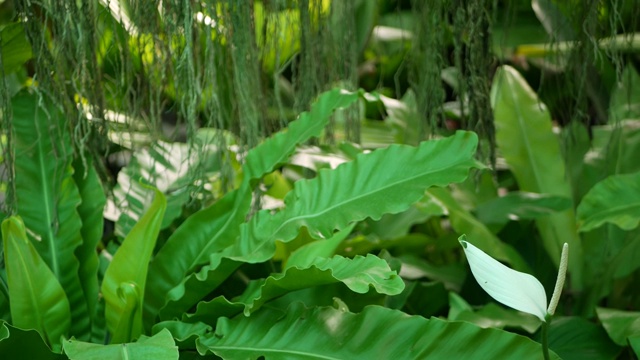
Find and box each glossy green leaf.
[236,254,403,315]
[577,171,640,232]
[427,187,529,271]
[284,223,355,269]
[459,236,547,321]
[0,321,65,359]
[223,131,482,266]
[12,90,89,337]
[596,307,640,347]
[63,328,178,360]
[145,88,359,325]
[197,303,559,359]
[475,192,572,226]
[491,65,583,288]
[2,216,70,350]
[545,317,621,360]
[152,321,212,350]
[72,157,106,341]
[102,190,166,343]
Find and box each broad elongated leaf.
[63,328,178,360]
[459,236,547,321]
[12,90,89,337]
[196,303,559,359]
[577,171,640,232]
[72,157,106,341]
[2,217,70,350]
[426,187,529,271]
[0,321,65,359]
[236,254,403,315]
[596,307,640,347]
[491,65,583,289]
[145,88,358,326]
[102,190,166,343]
[224,131,482,265]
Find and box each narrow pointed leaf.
[72,157,106,340]
[459,236,547,321]
[63,328,178,360]
[145,89,359,325]
[577,171,640,232]
[102,190,166,343]
[197,303,559,359]
[491,65,583,288]
[2,217,71,350]
[12,90,89,337]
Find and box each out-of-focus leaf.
[576,171,640,232]
[460,237,547,321]
[367,206,430,240]
[284,223,355,269]
[544,317,621,360]
[145,89,359,326]
[12,90,89,337]
[63,328,178,360]
[596,307,640,347]
[2,217,70,351]
[0,321,65,359]
[609,65,640,123]
[491,65,583,288]
[427,187,529,271]
[236,254,404,315]
[476,192,572,226]
[531,0,575,40]
[453,302,541,334]
[0,22,32,74]
[114,140,218,237]
[72,157,106,341]
[102,190,166,343]
[631,335,640,357]
[196,303,559,359]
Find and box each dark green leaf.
[475,192,572,226]
[197,303,559,359]
[0,321,64,359]
[544,317,621,360]
[596,307,640,347]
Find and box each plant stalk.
[541,314,552,360]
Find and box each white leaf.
[460,236,547,321]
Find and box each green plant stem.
[542,314,552,360]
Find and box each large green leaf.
[491,65,583,289]
[0,321,65,359]
[426,187,529,271]
[0,22,33,75]
[596,307,640,347]
[544,317,621,360]
[2,216,70,351]
[576,171,640,232]
[72,157,106,341]
[223,131,482,265]
[145,88,359,326]
[11,90,88,337]
[102,189,166,343]
[63,328,178,360]
[196,303,559,359]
